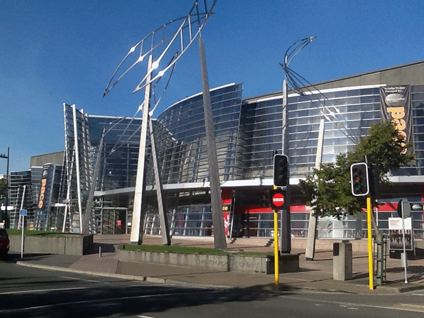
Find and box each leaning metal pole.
[199,36,227,250]
[149,116,171,245]
[72,105,84,234]
[130,55,153,245]
[305,117,325,260]
[84,129,105,235]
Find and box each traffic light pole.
[274,205,279,285]
[366,194,374,290]
[273,154,290,254]
[351,162,373,290]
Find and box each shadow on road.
[0,281,294,318]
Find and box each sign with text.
[388,217,413,251]
[380,86,413,154]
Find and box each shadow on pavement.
[87,242,116,255]
[0,282,295,318]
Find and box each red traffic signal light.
[350,162,369,196]
[273,154,288,187]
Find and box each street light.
[0,147,10,228]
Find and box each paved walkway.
[15,235,424,294]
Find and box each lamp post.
[280,37,315,253]
[0,147,10,228]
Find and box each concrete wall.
[9,234,93,255]
[117,249,299,274]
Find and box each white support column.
[149,116,170,245]
[84,129,105,235]
[199,36,227,250]
[130,55,153,245]
[72,105,83,234]
[305,117,325,260]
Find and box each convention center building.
[8,60,424,241]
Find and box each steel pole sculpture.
[104,1,218,245]
[199,35,227,249]
[280,37,315,254]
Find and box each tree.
[299,121,415,218]
[0,178,6,201]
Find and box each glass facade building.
[20,60,422,240]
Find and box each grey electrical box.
[333,241,353,281]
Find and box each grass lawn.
[124,244,271,256]
[6,229,81,236]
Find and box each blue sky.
[1,0,423,173]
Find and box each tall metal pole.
[280,36,315,254]
[72,105,83,233]
[0,148,10,228]
[84,129,105,235]
[305,118,325,260]
[281,78,291,253]
[149,116,170,245]
[130,55,153,245]
[401,201,408,283]
[199,36,227,250]
[5,147,9,228]
[366,195,374,290]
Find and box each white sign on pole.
[388,217,413,251]
[389,217,412,230]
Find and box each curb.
[15,261,424,294]
[15,261,231,289]
[16,261,166,284]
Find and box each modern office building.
[58,60,424,239]
[8,162,64,231]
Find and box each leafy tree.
[299,121,415,219]
[0,178,6,200]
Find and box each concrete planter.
[9,234,93,255]
[118,248,299,274]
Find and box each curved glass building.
[57,60,424,240]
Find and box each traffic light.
[273,154,289,187]
[397,199,411,218]
[350,162,369,196]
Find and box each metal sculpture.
[103,1,222,246]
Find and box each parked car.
[0,229,9,259]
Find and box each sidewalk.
[15,235,424,295]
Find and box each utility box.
[333,241,352,281]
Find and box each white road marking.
[0,286,91,295]
[280,295,424,313]
[394,304,424,312]
[60,275,110,284]
[0,292,191,315]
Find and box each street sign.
[270,190,285,210]
[20,209,27,216]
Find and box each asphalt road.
[1,258,424,318]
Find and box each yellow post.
[367,195,374,290]
[274,210,279,285]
